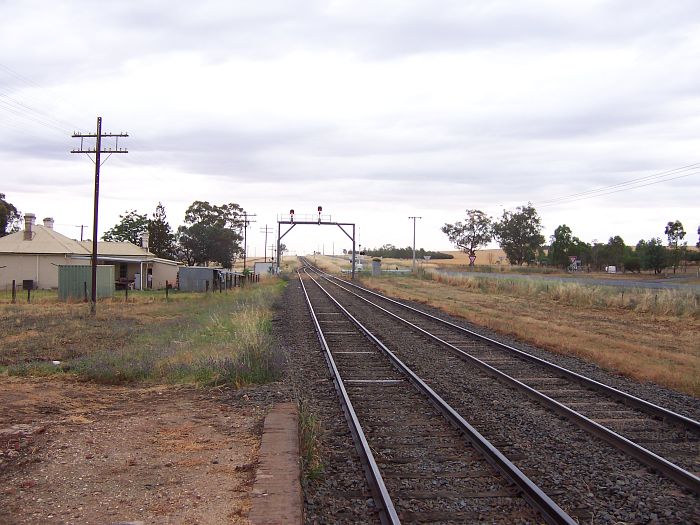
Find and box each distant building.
[0,213,180,290]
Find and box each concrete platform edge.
[249,402,303,525]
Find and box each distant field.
[435,249,509,266]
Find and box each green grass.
[3,280,287,386]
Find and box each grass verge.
[1,280,286,387]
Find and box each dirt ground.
[0,377,276,525]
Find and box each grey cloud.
[3,0,700,80]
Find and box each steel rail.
[306,264,700,496]
[305,262,700,433]
[297,270,400,525]
[303,268,577,525]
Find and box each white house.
[0,213,180,290]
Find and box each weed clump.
[298,397,324,480]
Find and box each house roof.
[79,241,154,257]
[0,225,158,258]
[0,225,89,254]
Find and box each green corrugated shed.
[58,265,115,301]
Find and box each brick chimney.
[23,213,36,241]
[43,217,54,230]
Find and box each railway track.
[298,269,575,524]
[294,260,700,523]
[302,263,700,497]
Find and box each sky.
[1,0,699,257]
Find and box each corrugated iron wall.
[58,265,115,301]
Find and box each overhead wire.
[539,163,700,204]
[0,98,69,135]
[537,163,700,208]
[0,62,86,131]
[0,92,78,133]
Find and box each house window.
[119,263,128,279]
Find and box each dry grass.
[0,281,286,386]
[308,255,348,273]
[361,274,700,397]
[425,271,699,316]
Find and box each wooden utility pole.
[77,224,87,241]
[242,212,257,271]
[408,216,422,272]
[260,225,273,262]
[71,117,128,315]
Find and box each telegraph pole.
[260,225,273,262]
[242,212,257,271]
[71,117,128,315]
[408,216,422,272]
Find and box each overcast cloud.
[1,0,698,255]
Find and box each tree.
[637,238,666,274]
[548,224,578,268]
[441,209,493,265]
[492,203,545,265]
[177,201,244,268]
[147,202,176,259]
[184,201,243,229]
[103,210,148,244]
[622,253,641,273]
[608,236,627,268]
[572,238,592,267]
[0,193,21,237]
[174,225,196,266]
[664,220,686,274]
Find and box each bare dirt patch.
[0,377,267,525]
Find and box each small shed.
[179,267,230,292]
[58,265,115,301]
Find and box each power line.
[0,63,84,130]
[539,163,700,204]
[540,170,699,208]
[71,117,129,315]
[0,92,79,133]
[538,163,700,208]
[0,98,69,135]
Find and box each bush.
[623,255,641,273]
